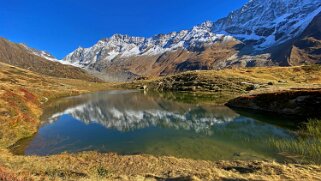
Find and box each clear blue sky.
[1,0,248,59]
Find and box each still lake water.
[12,90,298,161]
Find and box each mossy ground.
[0,62,321,180]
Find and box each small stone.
[233,152,241,157]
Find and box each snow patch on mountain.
[213,0,321,50]
[20,43,58,61]
[63,0,321,68]
[63,22,237,67]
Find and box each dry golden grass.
[168,66,321,87]
[213,66,321,85]
[1,62,321,180]
[0,37,101,82]
[121,65,321,102]
[0,62,115,148]
[1,149,321,181]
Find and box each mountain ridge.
[50,0,321,80]
[0,37,101,82]
[213,0,321,50]
[63,24,237,67]
[8,0,321,77]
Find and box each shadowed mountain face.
[213,0,321,50]
[0,38,101,82]
[288,12,321,65]
[62,0,321,81]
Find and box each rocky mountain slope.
[63,0,321,80]
[63,28,241,80]
[213,0,321,51]
[287,12,321,65]
[0,37,101,82]
[64,24,236,66]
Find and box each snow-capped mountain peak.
[62,0,321,75]
[213,0,321,49]
[63,23,236,67]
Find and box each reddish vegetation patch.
[1,89,37,125]
[19,88,38,105]
[21,113,37,124]
[2,90,19,108]
[0,166,23,181]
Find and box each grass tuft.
[270,119,321,164]
[97,166,109,177]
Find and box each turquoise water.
[12,90,297,161]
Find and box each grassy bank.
[121,65,321,94]
[1,149,321,180]
[270,120,321,164]
[0,62,114,148]
[1,63,321,180]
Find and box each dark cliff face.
[288,12,321,65]
[226,90,321,118]
[0,37,101,82]
[268,12,321,66]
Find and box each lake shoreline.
[1,64,321,180]
[2,90,320,180]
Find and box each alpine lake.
[10,90,303,162]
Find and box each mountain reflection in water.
[14,90,294,161]
[44,90,238,134]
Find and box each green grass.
[270,119,321,164]
[305,119,321,138]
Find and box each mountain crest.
[63,23,235,67]
[62,0,321,80]
[213,0,321,49]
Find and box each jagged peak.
[196,20,214,30]
[76,46,84,50]
[212,0,321,49]
[62,0,321,68]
